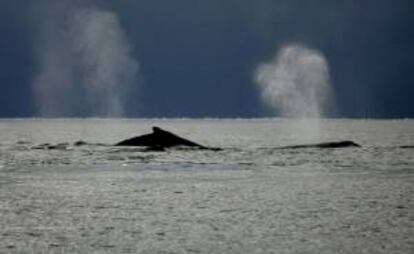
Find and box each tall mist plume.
[255,44,334,140]
[32,2,139,117]
[255,44,332,118]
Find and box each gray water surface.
[0,119,413,253]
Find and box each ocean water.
[0,119,413,253]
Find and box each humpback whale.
[280,140,360,149]
[115,126,359,151]
[115,126,220,151]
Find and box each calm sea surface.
[0,118,413,170]
[0,119,413,253]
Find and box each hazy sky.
[0,0,413,118]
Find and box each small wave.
[31,143,69,150]
[16,140,32,145]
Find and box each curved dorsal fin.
[152,126,163,133]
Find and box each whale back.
[116,126,206,148]
[281,140,361,149]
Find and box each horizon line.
[0,117,413,121]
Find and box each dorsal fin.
[152,126,163,133]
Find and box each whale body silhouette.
[280,140,360,149]
[115,126,360,151]
[115,126,219,150]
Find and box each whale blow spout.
[115,126,220,151]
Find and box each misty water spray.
[32,3,139,117]
[255,44,333,140]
